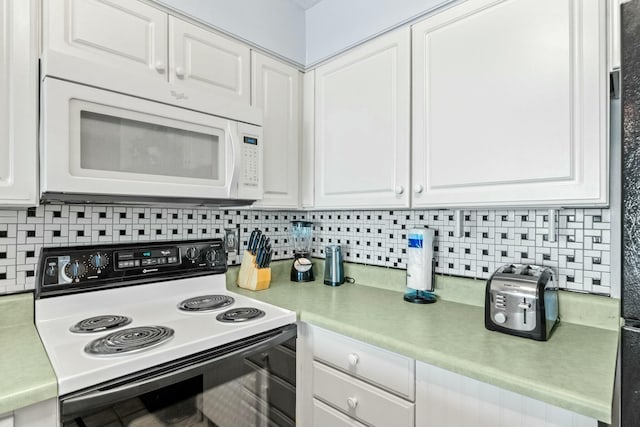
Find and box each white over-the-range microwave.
[40,76,263,206]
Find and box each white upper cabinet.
[412,0,608,208]
[314,28,411,209]
[170,17,250,104]
[301,70,315,209]
[251,52,301,208]
[43,0,168,83]
[43,0,252,110]
[0,0,38,206]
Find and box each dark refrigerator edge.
[621,1,640,426]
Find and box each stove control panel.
[37,239,227,296]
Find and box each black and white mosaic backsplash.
[0,206,302,294]
[0,205,611,295]
[308,208,611,295]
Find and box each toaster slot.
[519,299,532,324]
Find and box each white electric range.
[35,239,297,427]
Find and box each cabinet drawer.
[311,325,415,400]
[313,398,367,427]
[313,362,414,427]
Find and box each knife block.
[237,250,271,291]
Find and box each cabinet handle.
[175,66,186,78]
[395,186,404,195]
[348,353,359,367]
[154,61,165,72]
[414,184,424,194]
[347,397,358,409]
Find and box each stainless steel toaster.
[485,264,559,341]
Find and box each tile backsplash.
[0,206,302,294]
[309,208,611,295]
[0,205,611,295]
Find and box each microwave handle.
[226,122,238,194]
[61,325,296,418]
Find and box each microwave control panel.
[242,136,260,186]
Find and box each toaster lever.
[518,302,531,310]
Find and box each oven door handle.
[60,324,296,418]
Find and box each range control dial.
[65,260,88,281]
[186,247,200,261]
[90,253,109,270]
[206,249,225,266]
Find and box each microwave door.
[41,78,244,203]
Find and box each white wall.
[305,0,454,65]
[155,0,306,65]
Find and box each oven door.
[41,77,245,203]
[60,325,296,427]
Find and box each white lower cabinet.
[416,361,598,427]
[313,362,414,427]
[299,323,415,427]
[299,323,600,427]
[1,399,59,427]
[313,398,366,427]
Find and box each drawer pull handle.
[348,353,359,366]
[347,397,358,409]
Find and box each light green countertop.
[227,260,619,423]
[0,293,57,415]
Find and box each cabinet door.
[0,0,38,206]
[416,361,597,427]
[44,0,168,84]
[170,17,250,105]
[314,28,411,209]
[412,0,608,208]
[251,52,300,208]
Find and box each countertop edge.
[0,380,58,416]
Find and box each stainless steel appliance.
[485,264,559,341]
[290,221,314,282]
[35,239,296,427]
[324,245,345,286]
[622,2,640,424]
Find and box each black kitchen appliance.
[622,2,640,425]
[290,221,314,282]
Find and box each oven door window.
[61,333,296,427]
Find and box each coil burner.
[70,315,132,333]
[216,307,266,323]
[178,295,235,312]
[85,326,174,356]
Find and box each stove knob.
[90,253,109,270]
[186,247,200,261]
[65,260,87,280]
[206,249,225,266]
[494,312,507,324]
[45,264,57,277]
